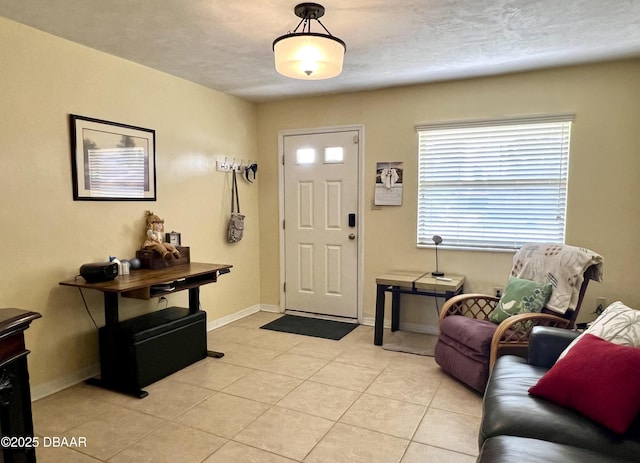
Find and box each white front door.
[283,129,360,319]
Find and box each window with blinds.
[416,116,573,251]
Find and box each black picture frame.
[70,114,157,201]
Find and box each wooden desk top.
[376,271,465,292]
[59,262,232,294]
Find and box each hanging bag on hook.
[227,170,245,243]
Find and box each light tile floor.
[32,312,482,462]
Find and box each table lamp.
[431,235,444,277]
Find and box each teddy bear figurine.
[142,211,180,260]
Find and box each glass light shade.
[274,33,345,80]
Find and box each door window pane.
[296,148,315,165]
[324,146,344,163]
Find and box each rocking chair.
[434,243,603,393]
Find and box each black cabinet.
[0,308,41,463]
[97,307,207,398]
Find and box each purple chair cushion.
[439,316,498,357]
[435,315,499,392]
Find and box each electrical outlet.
[494,287,503,298]
[595,297,607,314]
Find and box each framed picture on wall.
[69,114,156,201]
[374,161,404,205]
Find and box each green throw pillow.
[489,277,553,324]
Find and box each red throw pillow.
[529,333,640,433]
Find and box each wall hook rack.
[216,156,257,176]
[216,156,241,173]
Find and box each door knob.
[348,233,356,240]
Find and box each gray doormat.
[260,315,358,340]
[382,331,439,356]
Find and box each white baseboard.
[206,304,262,331]
[399,321,439,335]
[31,363,100,402]
[361,317,439,335]
[258,304,282,314]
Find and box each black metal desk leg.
[103,292,119,326]
[190,287,225,358]
[188,287,199,314]
[391,287,401,332]
[374,284,386,345]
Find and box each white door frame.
[278,124,365,323]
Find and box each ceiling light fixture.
[273,3,346,80]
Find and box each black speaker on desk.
[80,262,118,283]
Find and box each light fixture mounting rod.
[294,3,325,20]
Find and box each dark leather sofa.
[477,326,640,463]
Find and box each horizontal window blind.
[417,116,572,250]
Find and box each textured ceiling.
[1,0,640,102]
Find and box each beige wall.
[257,59,640,328]
[1,18,260,395]
[3,15,639,396]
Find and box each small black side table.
[374,272,465,345]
